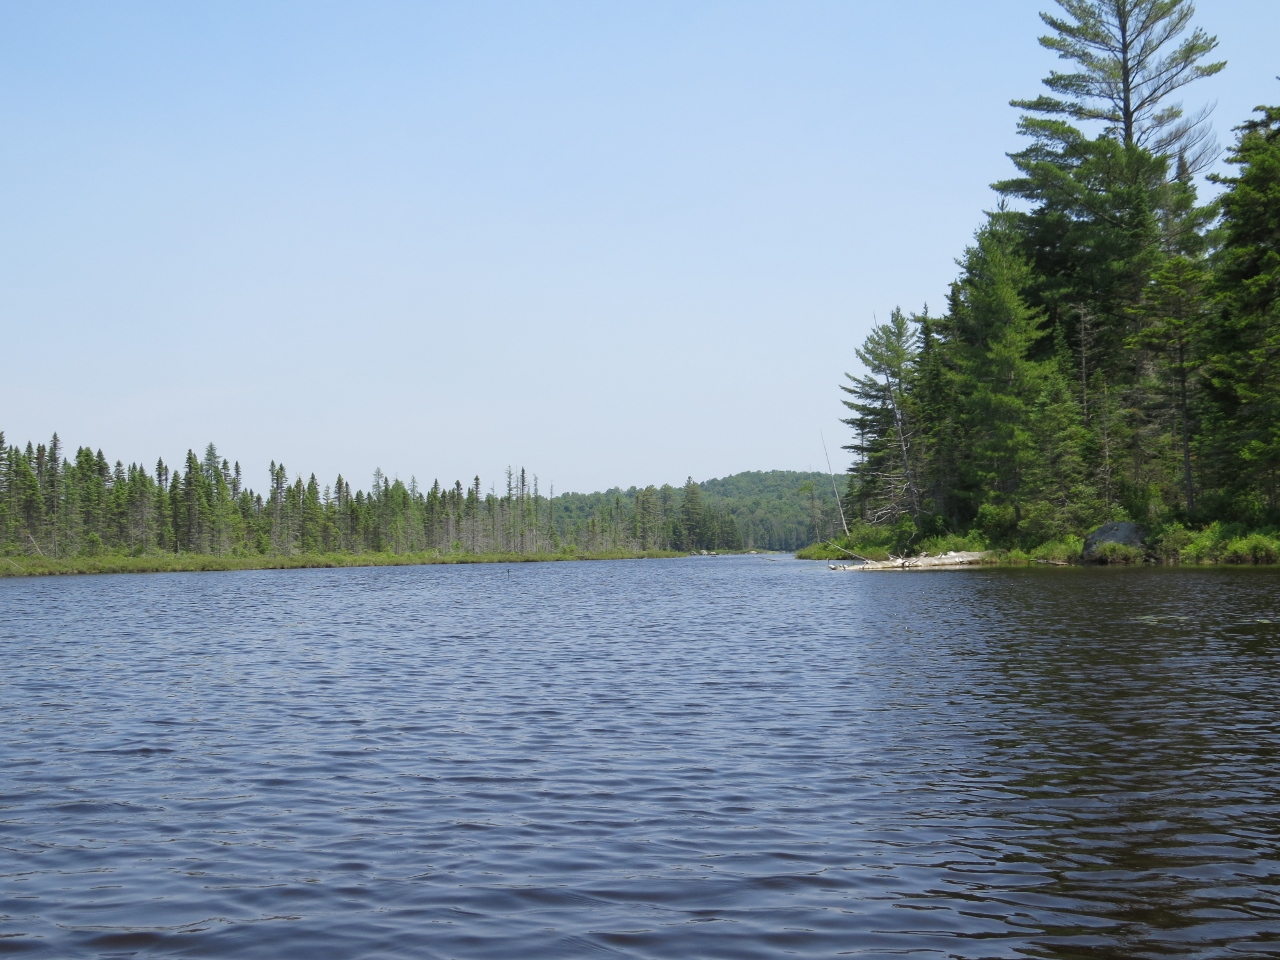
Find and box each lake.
[2,556,1279,958]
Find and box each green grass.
[0,549,684,578]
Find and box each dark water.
[3,557,1280,959]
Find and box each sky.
[2,1,1277,495]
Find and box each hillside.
[549,470,843,552]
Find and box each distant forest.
[0,433,840,560]
[839,0,1280,553]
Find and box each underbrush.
[1086,541,1146,565]
[1150,522,1280,564]
[915,532,989,555]
[794,519,937,561]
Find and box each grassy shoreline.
[0,549,685,578]
[796,522,1280,566]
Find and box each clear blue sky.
[2,1,1277,495]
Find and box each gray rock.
[1081,521,1147,563]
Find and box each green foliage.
[1223,533,1280,565]
[553,471,841,552]
[1089,541,1146,564]
[1200,105,1280,517]
[679,477,705,550]
[942,215,1056,530]
[822,8,1279,565]
[0,431,832,564]
[1031,536,1085,563]
[1182,522,1237,562]
[1157,523,1280,564]
[1013,0,1224,169]
[916,531,989,555]
[841,309,923,524]
[1147,522,1192,562]
[795,517,918,561]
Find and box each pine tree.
[1014,0,1225,172]
[943,215,1053,538]
[1201,105,1280,518]
[1129,255,1211,512]
[679,477,705,550]
[841,309,923,524]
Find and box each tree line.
[840,0,1279,553]
[0,434,838,560]
[556,471,844,552]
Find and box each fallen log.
[828,550,988,572]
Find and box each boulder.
[1081,521,1147,563]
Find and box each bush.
[1149,524,1192,563]
[1223,533,1280,564]
[1017,500,1074,548]
[1090,541,1145,565]
[975,503,1017,546]
[1182,522,1244,563]
[917,531,987,555]
[800,519,1280,566]
[1030,537,1083,563]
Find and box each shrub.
[1149,524,1192,563]
[1183,522,1244,563]
[1223,533,1280,564]
[1017,500,1073,548]
[1030,537,1083,564]
[1090,541,1145,565]
[79,533,103,558]
[917,531,987,555]
[975,503,1017,546]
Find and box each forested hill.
[551,471,842,552]
[835,0,1280,560]
[0,433,841,561]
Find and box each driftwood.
[828,550,988,572]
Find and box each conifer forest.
[836,0,1280,561]
[0,431,838,565]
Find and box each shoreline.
[797,552,1280,569]
[0,549,686,578]
[796,529,1280,567]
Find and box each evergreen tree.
[1201,104,1280,518]
[1014,0,1225,171]
[841,309,923,524]
[1129,254,1212,512]
[679,477,705,550]
[942,215,1054,536]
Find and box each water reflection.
[920,570,1280,956]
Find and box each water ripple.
[2,558,1279,957]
